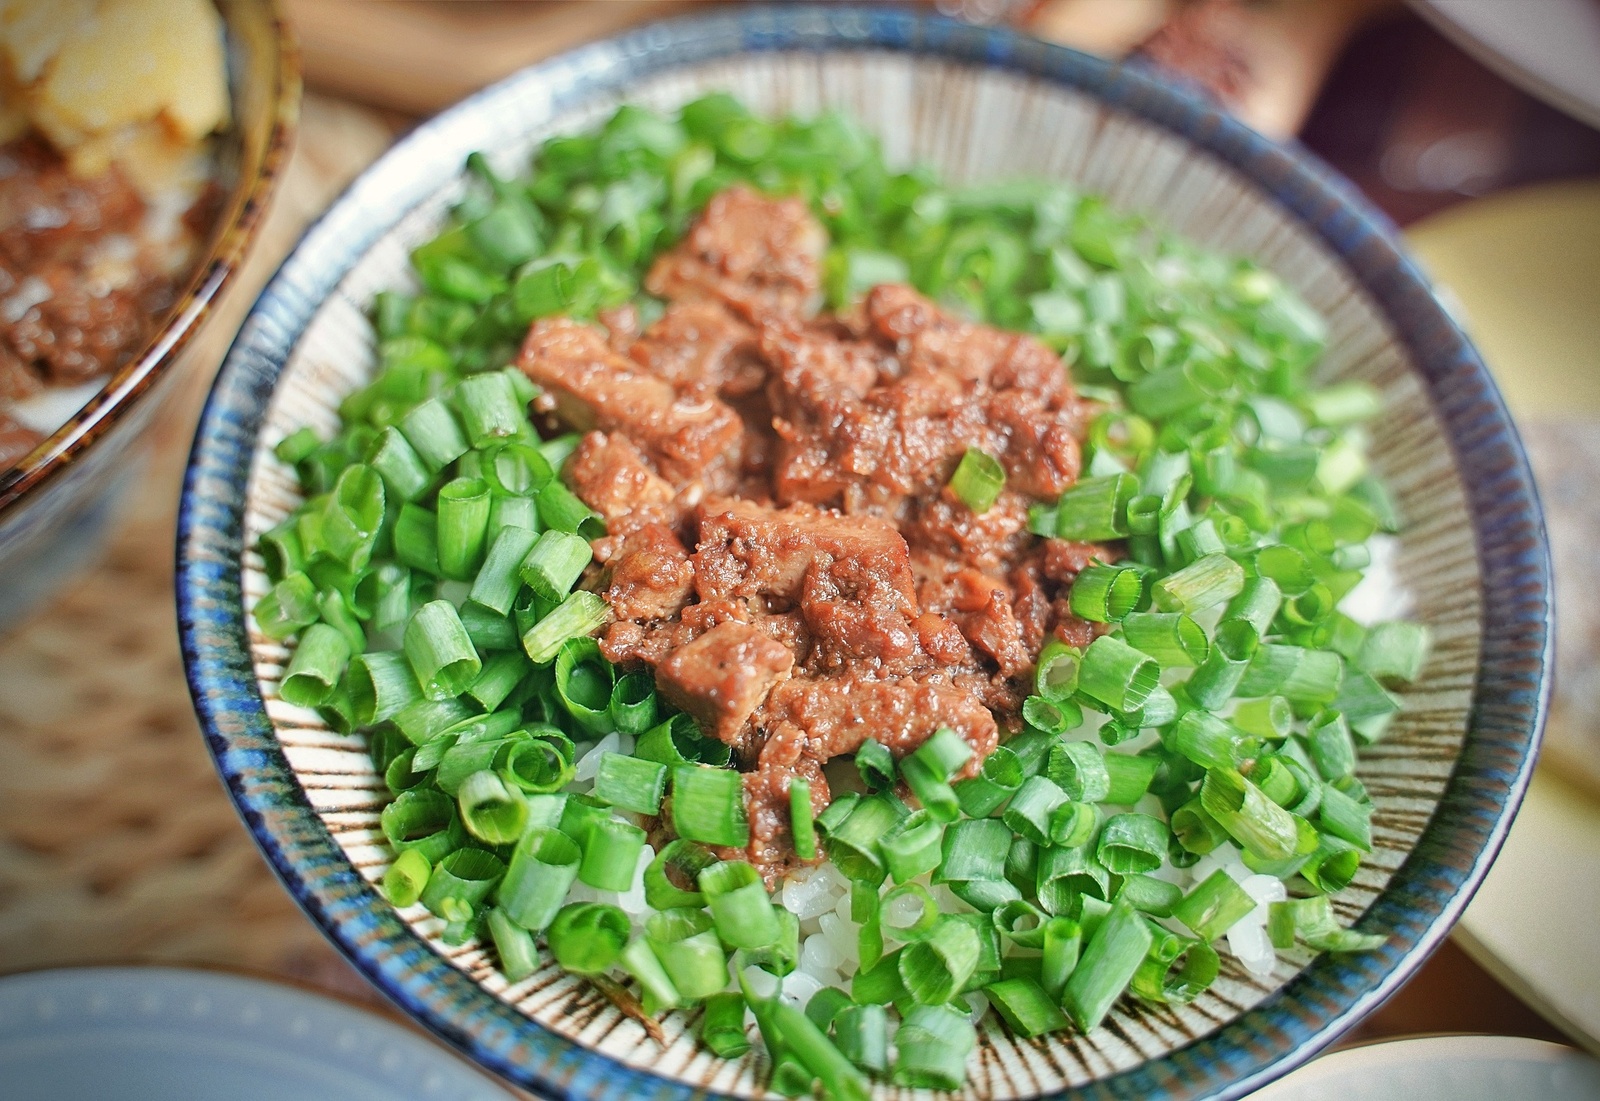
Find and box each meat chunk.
[646,186,825,316]
[761,674,999,771]
[600,522,694,623]
[629,301,765,397]
[518,318,744,486]
[656,620,795,745]
[565,431,675,524]
[693,498,916,607]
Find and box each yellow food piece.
[0,0,228,188]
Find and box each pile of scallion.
[253,93,1431,1098]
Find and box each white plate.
[1410,0,1600,130]
[0,967,511,1101]
[1249,1035,1600,1100]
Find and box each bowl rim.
[0,0,301,514]
[176,6,1553,1100]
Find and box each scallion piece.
[1318,781,1373,852]
[594,752,666,815]
[1201,768,1300,862]
[1132,929,1219,1005]
[456,371,524,447]
[549,901,630,975]
[1121,611,1209,667]
[280,623,352,708]
[876,808,941,883]
[403,599,482,700]
[468,524,540,616]
[645,907,728,999]
[1069,562,1145,623]
[1034,637,1082,700]
[520,590,610,663]
[1270,894,1386,953]
[833,1004,888,1074]
[1233,695,1294,740]
[400,395,470,472]
[824,793,903,884]
[465,649,527,711]
[578,816,647,891]
[700,860,779,951]
[621,936,681,1014]
[1047,739,1111,803]
[519,529,592,602]
[498,826,580,932]
[393,503,442,576]
[986,976,1069,1037]
[1164,710,1257,772]
[1103,752,1161,805]
[954,745,1023,818]
[499,736,574,794]
[457,769,529,845]
[320,464,385,570]
[1050,474,1137,541]
[643,838,715,910]
[1037,845,1113,913]
[701,992,752,1059]
[892,1003,976,1090]
[1050,800,1101,849]
[487,906,540,982]
[553,636,613,733]
[1096,812,1169,875]
[1002,775,1069,845]
[1077,634,1160,712]
[790,777,817,861]
[382,847,432,908]
[993,899,1048,948]
[764,998,871,1101]
[608,671,657,734]
[536,479,603,538]
[898,914,981,1004]
[1358,620,1431,684]
[1041,916,1083,998]
[1172,868,1257,942]
[1150,552,1245,613]
[938,818,1011,884]
[420,847,505,924]
[855,738,895,792]
[949,447,1006,512]
[380,788,461,865]
[253,571,321,640]
[1062,901,1152,1032]
[436,477,492,581]
[672,764,749,848]
[900,755,960,823]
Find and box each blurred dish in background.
[1246,1035,1600,1100]
[0,0,231,472]
[1411,0,1600,131]
[1408,177,1600,1054]
[0,966,509,1101]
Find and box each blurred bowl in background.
[0,0,298,628]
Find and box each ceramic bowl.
[0,0,297,627]
[177,7,1552,1100]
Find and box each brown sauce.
[518,186,1105,878]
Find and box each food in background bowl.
[252,94,1435,1095]
[0,0,230,470]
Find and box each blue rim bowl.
[177,7,1552,1100]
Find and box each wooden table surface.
[0,0,1582,1084]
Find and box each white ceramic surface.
[1247,1035,1600,1101]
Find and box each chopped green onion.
[789,777,817,861]
[456,371,524,447]
[1319,781,1373,852]
[536,479,603,538]
[824,793,903,884]
[1077,634,1160,712]
[1041,915,1082,998]
[764,998,871,1101]
[520,590,610,663]
[403,599,482,700]
[498,826,580,932]
[1049,474,1137,541]
[1151,552,1245,613]
[280,623,352,708]
[949,447,1006,512]
[622,936,681,1014]
[1173,869,1257,941]
[1047,739,1111,803]
[457,769,529,844]
[701,992,751,1059]
[1069,562,1145,623]
[672,765,749,848]
[644,838,715,910]
[1131,929,1219,1005]
[892,1004,976,1091]
[608,671,658,734]
[594,752,666,815]
[1096,813,1169,875]
[878,808,943,883]
[499,736,574,794]
[1003,775,1069,845]
[253,571,320,640]
[553,636,614,733]
[519,529,592,602]
[550,901,630,974]
[468,525,540,616]
[1062,901,1152,1032]
[855,738,895,792]
[938,817,1011,884]
[1121,611,1209,667]
[487,907,539,982]
[1202,768,1300,862]
[382,847,432,907]
[646,907,728,999]
[1034,637,1082,700]
[1103,752,1161,805]
[986,976,1068,1037]
[420,847,504,924]
[833,1004,888,1074]
[578,816,646,891]
[898,914,980,1004]
[1037,844,1113,913]
[701,860,779,950]
[436,477,492,580]
[954,745,1023,818]
[1358,621,1431,684]
[1164,710,1257,771]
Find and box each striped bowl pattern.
[176,8,1551,1101]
